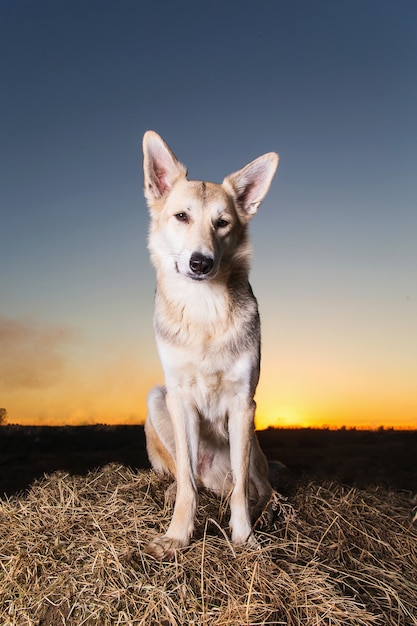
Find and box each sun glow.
[255,404,310,430]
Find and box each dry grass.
[0,464,416,625]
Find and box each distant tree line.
[0,408,8,425]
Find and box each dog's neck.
[153,265,257,348]
[156,269,233,316]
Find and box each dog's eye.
[216,218,229,229]
[175,212,189,223]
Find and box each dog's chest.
[158,332,257,417]
[154,278,260,415]
[154,280,259,356]
[175,358,252,432]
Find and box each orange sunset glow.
[1,313,415,430]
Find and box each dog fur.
[142,130,279,559]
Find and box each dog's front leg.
[228,398,257,546]
[146,391,199,559]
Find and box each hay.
[0,465,416,625]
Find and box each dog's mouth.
[187,272,212,281]
[175,265,214,281]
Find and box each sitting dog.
[142,131,279,559]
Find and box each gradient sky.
[1,0,416,429]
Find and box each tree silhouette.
[0,408,8,425]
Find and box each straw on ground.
[0,465,416,625]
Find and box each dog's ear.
[142,131,187,203]
[223,152,279,220]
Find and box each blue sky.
[1,0,416,427]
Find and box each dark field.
[1,425,416,498]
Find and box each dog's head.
[142,131,279,282]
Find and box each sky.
[1,0,416,429]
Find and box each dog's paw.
[144,535,186,560]
[230,515,257,546]
[230,529,260,550]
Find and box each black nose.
[189,252,214,276]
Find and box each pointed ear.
[142,131,187,203]
[223,152,279,219]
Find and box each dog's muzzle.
[189,252,214,278]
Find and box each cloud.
[0,316,75,390]
[0,315,155,424]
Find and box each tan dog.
[142,131,279,559]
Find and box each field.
[1,425,416,497]
[0,426,416,625]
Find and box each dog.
[142,130,279,559]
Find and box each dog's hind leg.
[145,386,176,476]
